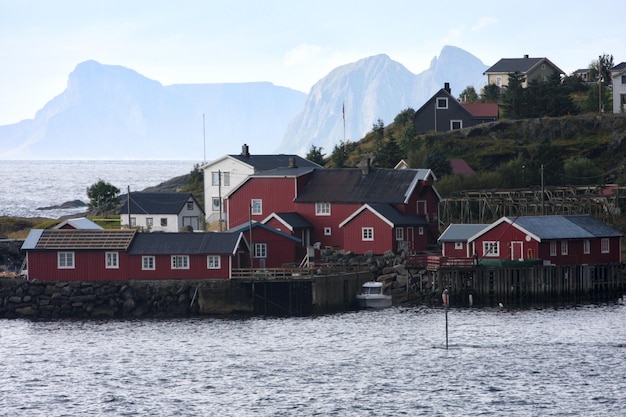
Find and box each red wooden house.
[22,229,249,281]
[438,224,490,258]
[227,221,304,268]
[226,166,441,255]
[468,215,623,265]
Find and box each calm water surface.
[1,304,625,416]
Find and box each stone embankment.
[0,279,204,319]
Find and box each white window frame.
[324,227,332,236]
[251,199,262,215]
[550,241,557,256]
[211,171,220,186]
[207,255,221,269]
[455,242,463,250]
[601,238,610,254]
[436,97,448,109]
[212,197,221,212]
[583,240,590,255]
[254,243,267,258]
[142,256,155,270]
[450,120,463,130]
[105,252,119,269]
[161,218,168,227]
[362,227,374,241]
[395,228,404,241]
[58,252,75,269]
[130,217,136,227]
[146,217,153,227]
[561,240,568,255]
[222,171,230,186]
[418,227,424,235]
[315,202,331,216]
[496,76,502,86]
[483,241,499,257]
[171,255,189,269]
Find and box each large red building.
[22,229,249,281]
[226,165,441,255]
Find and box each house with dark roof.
[53,217,103,230]
[21,229,248,281]
[226,166,441,256]
[610,62,626,113]
[412,83,498,135]
[119,192,204,232]
[468,215,622,265]
[201,144,321,230]
[227,221,304,268]
[438,224,490,258]
[484,55,565,88]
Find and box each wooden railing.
[406,254,476,270]
[231,268,313,280]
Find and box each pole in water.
[442,288,449,350]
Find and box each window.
[601,238,610,254]
[211,171,220,186]
[561,241,568,255]
[171,255,189,269]
[483,241,499,257]
[450,120,463,130]
[395,228,404,241]
[106,252,119,269]
[251,199,262,215]
[142,256,155,270]
[316,202,331,216]
[161,218,168,226]
[496,76,502,86]
[455,242,463,249]
[58,252,74,269]
[146,217,153,227]
[324,227,332,236]
[362,227,374,241]
[436,97,448,109]
[207,256,221,269]
[212,197,221,211]
[550,241,557,256]
[622,75,626,84]
[254,243,267,258]
[187,201,194,210]
[130,217,136,227]
[418,227,424,235]
[223,172,230,186]
[583,240,590,255]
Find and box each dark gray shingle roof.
[510,215,622,240]
[230,154,320,171]
[439,224,490,242]
[127,232,242,255]
[120,192,203,215]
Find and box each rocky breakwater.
[0,279,205,319]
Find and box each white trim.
[339,204,395,228]
[362,227,374,241]
[142,256,155,270]
[207,255,221,269]
[171,255,189,269]
[58,251,75,269]
[105,251,119,269]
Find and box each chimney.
[288,157,297,168]
[241,144,250,158]
[444,82,451,93]
[361,158,371,175]
[524,54,529,59]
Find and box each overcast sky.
[1,0,624,125]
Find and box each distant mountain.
[0,60,306,160]
[277,46,488,155]
[0,46,488,160]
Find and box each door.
[511,241,523,261]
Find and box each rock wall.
[0,278,208,319]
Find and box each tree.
[589,53,614,87]
[423,148,452,178]
[374,137,403,168]
[330,140,351,168]
[563,157,603,185]
[87,180,120,216]
[459,86,478,103]
[372,119,385,151]
[501,72,526,118]
[481,83,501,103]
[306,145,326,166]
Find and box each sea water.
[0,160,197,218]
[0,304,625,416]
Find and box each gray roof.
[252,166,315,177]
[120,192,204,215]
[611,62,626,72]
[366,204,428,226]
[484,57,564,75]
[22,229,136,250]
[438,224,490,242]
[52,217,103,230]
[295,168,430,204]
[508,215,622,240]
[127,232,243,255]
[226,222,301,243]
[230,154,320,171]
[266,212,313,229]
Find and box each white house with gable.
[201,144,321,231]
[611,62,626,113]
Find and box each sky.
[1,0,624,125]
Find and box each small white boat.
[356,281,392,309]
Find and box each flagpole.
[342,101,345,142]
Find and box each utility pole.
[541,164,544,215]
[218,170,223,232]
[127,186,131,229]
